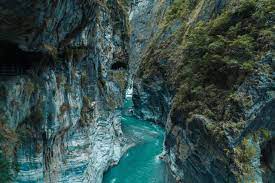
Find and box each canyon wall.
[0,0,129,182]
[0,0,274,182]
[129,0,172,124]
[132,0,275,182]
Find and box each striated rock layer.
[0,0,274,182]
[132,0,275,182]
[0,0,129,182]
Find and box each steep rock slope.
[128,0,170,78]
[0,0,129,182]
[128,0,172,123]
[133,0,275,182]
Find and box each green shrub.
[258,128,271,141]
[234,137,257,177]
[208,37,226,54]
[242,62,254,71]
[229,35,255,61]
[210,11,232,34]
[164,0,200,24]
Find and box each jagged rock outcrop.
[132,0,275,182]
[0,0,129,182]
[128,0,172,124]
[128,0,170,77]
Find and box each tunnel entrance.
[0,41,45,76]
[111,61,127,70]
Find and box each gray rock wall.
[128,0,172,124]
[0,0,129,182]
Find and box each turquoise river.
[103,98,171,183]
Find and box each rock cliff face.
[128,0,170,76]
[132,0,275,182]
[129,0,172,124]
[0,0,274,182]
[0,0,129,182]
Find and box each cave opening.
[0,41,45,76]
[261,137,275,172]
[111,61,127,70]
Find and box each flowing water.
[103,98,169,183]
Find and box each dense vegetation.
[173,0,274,120]
[138,0,274,178]
[140,0,274,123]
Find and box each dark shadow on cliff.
[0,41,48,77]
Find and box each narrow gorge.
[0,0,274,183]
